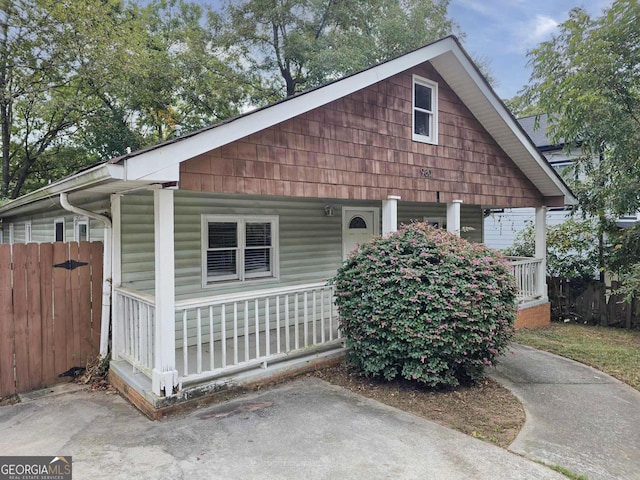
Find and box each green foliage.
[503,95,542,118]
[504,218,599,281]
[218,0,459,99]
[331,222,517,388]
[523,0,640,218]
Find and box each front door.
[342,207,379,259]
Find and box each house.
[0,36,575,414]
[484,113,640,249]
[483,113,579,250]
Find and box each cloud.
[512,14,559,53]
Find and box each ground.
[310,362,525,448]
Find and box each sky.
[449,0,614,99]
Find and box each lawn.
[515,323,640,391]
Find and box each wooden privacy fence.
[548,277,640,329]
[0,242,103,397]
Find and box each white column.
[152,188,178,396]
[535,206,548,301]
[110,194,122,361]
[446,199,463,236]
[382,195,401,235]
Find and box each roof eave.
[0,163,124,217]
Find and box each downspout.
[60,193,112,358]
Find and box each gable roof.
[0,35,576,217]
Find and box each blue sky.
[450,0,614,98]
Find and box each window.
[412,75,438,144]
[54,218,65,242]
[348,216,368,229]
[424,217,446,229]
[74,216,89,242]
[202,215,278,284]
[24,221,32,243]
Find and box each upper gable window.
[412,75,438,145]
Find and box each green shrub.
[331,222,517,388]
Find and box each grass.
[515,323,640,391]
[534,461,589,480]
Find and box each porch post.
[382,195,401,235]
[446,199,463,236]
[535,206,548,300]
[111,194,122,361]
[152,187,178,396]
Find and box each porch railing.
[507,256,544,302]
[113,287,155,378]
[174,282,341,385]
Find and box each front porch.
[110,254,547,411]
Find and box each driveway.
[490,344,640,480]
[0,378,564,480]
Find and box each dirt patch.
[310,363,524,448]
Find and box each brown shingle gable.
[180,62,543,208]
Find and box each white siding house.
[0,36,575,414]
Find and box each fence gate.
[0,242,103,397]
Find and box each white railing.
[113,287,155,377]
[174,282,341,385]
[508,256,544,301]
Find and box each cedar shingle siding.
[180,63,544,208]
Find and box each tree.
[0,0,251,198]
[523,0,640,218]
[0,0,146,198]
[218,0,459,100]
[522,0,640,291]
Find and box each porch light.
[324,204,335,217]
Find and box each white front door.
[342,207,379,259]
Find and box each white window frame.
[54,217,65,242]
[201,214,279,286]
[412,74,438,145]
[24,220,32,243]
[8,223,14,245]
[74,215,90,242]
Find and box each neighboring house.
[0,36,575,414]
[483,113,578,250]
[484,113,640,250]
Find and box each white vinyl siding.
[0,198,107,244]
[412,75,438,144]
[201,215,279,285]
[119,191,485,301]
[484,208,570,250]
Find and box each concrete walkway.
[490,344,640,480]
[0,378,564,480]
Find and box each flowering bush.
[331,222,517,388]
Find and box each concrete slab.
[490,344,640,480]
[0,377,564,480]
[18,381,87,402]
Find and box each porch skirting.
[515,300,551,329]
[109,347,345,419]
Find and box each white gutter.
[60,193,112,358]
